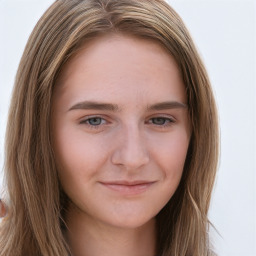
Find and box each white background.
[0,1,255,255]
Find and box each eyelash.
[79,116,175,130]
[79,116,107,130]
[148,117,175,127]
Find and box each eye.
[79,117,107,127]
[87,117,103,126]
[148,116,175,127]
[151,117,169,125]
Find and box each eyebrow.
[147,101,187,110]
[68,100,187,112]
[68,101,120,111]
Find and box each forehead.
[54,33,186,107]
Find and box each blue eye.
[150,117,174,126]
[151,118,167,125]
[87,117,102,126]
[80,117,106,126]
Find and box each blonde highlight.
[0,1,219,255]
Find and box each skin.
[51,34,191,256]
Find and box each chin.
[103,213,156,230]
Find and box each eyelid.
[147,113,176,121]
[78,115,111,131]
[77,113,176,131]
[146,114,176,128]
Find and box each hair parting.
[0,1,219,255]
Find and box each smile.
[99,181,156,195]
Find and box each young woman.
[0,0,219,255]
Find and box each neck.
[65,204,157,256]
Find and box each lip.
[99,180,156,195]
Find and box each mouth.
[99,180,156,195]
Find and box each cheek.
[149,133,189,209]
[52,124,107,186]
[152,130,190,183]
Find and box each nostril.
[110,127,150,169]
[111,142,150,169]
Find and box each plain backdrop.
[0,0,255,255]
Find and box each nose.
[111,125,150,170]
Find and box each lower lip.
[100,182,155,195]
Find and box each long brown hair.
[0,0,219,255]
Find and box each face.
[51,34,191,229]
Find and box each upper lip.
[100,180,156,186]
